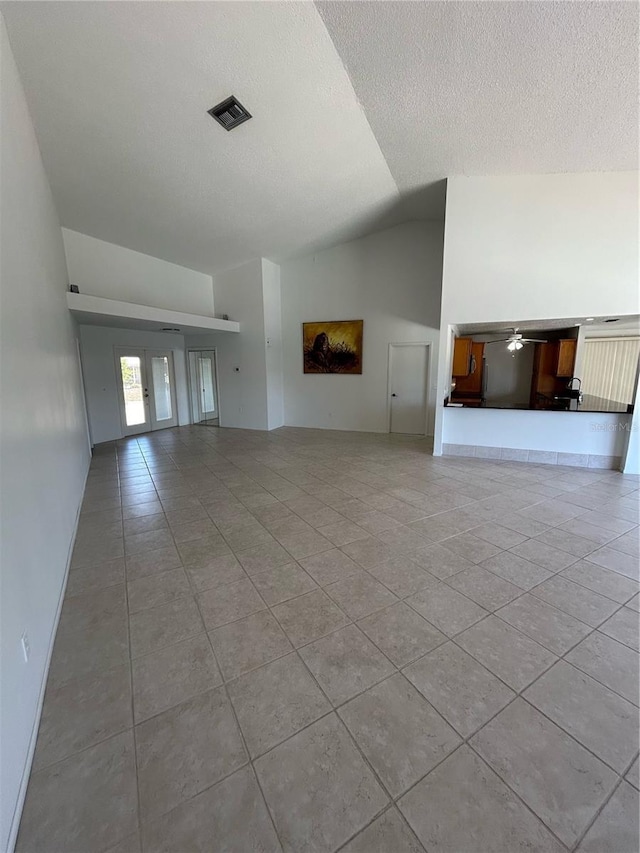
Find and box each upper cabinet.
[556,339,577,377]
[530,338,578,408]
[452,337,473,376]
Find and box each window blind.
[581,337,640,404]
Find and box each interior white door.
[389,344,429,434]
[116,348,178,436]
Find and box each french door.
[115,348,178,436]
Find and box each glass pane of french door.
[150,356,173,422]
[119,355,146,426]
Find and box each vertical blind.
[582,337,640,405]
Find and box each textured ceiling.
[317,0,638,205]
[0,1,399,273]
[2,1,637,275]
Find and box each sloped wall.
[280,221,444,434]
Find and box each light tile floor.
[17,425,640,853]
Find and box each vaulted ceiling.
[2,1,637,274]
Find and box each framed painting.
[302,319,363,374]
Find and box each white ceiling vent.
[208,96,252,131]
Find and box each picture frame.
[302,319,364,374]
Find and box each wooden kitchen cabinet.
[530,338,578,408]
[530,343,557,407]
[453,342,485,397]
[555,339,577,377]
[452,337,473,376]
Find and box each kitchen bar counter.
[440,405,633,469]
[446,394,632,414]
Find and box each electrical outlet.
[21,632,30,663]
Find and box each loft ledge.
[67,292,239,333]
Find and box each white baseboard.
[280,422,434,437]
[442,443,622,470]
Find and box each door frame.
[386,342,432,435]
[186,347,222,426]
[114,347,179,436]
[76,338,93,452]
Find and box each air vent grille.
[208,96,252,131]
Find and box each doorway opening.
[115,348,179,436]
[188,349,220,426]
[388,343,430,435]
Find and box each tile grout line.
[195,596,288,853]
[30,429,638,853]
[119,441,144,853]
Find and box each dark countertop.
[446,394,632,414]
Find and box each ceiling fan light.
[507,340,523,352]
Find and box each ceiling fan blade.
[485,338,510,344]
[521,338,547,343]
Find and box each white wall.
[280,221,444,434]
[436,172,640,455]
[622,378,640,475]
[0,17,91,851]
[262,260,284,430]
[196,260,269,430]
[485,346,533,407]
[441,172,639,325]
[62,228,215,316]
[474,336,534,407]
[79,326,190,444]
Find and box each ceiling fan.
[485,328,547,351]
